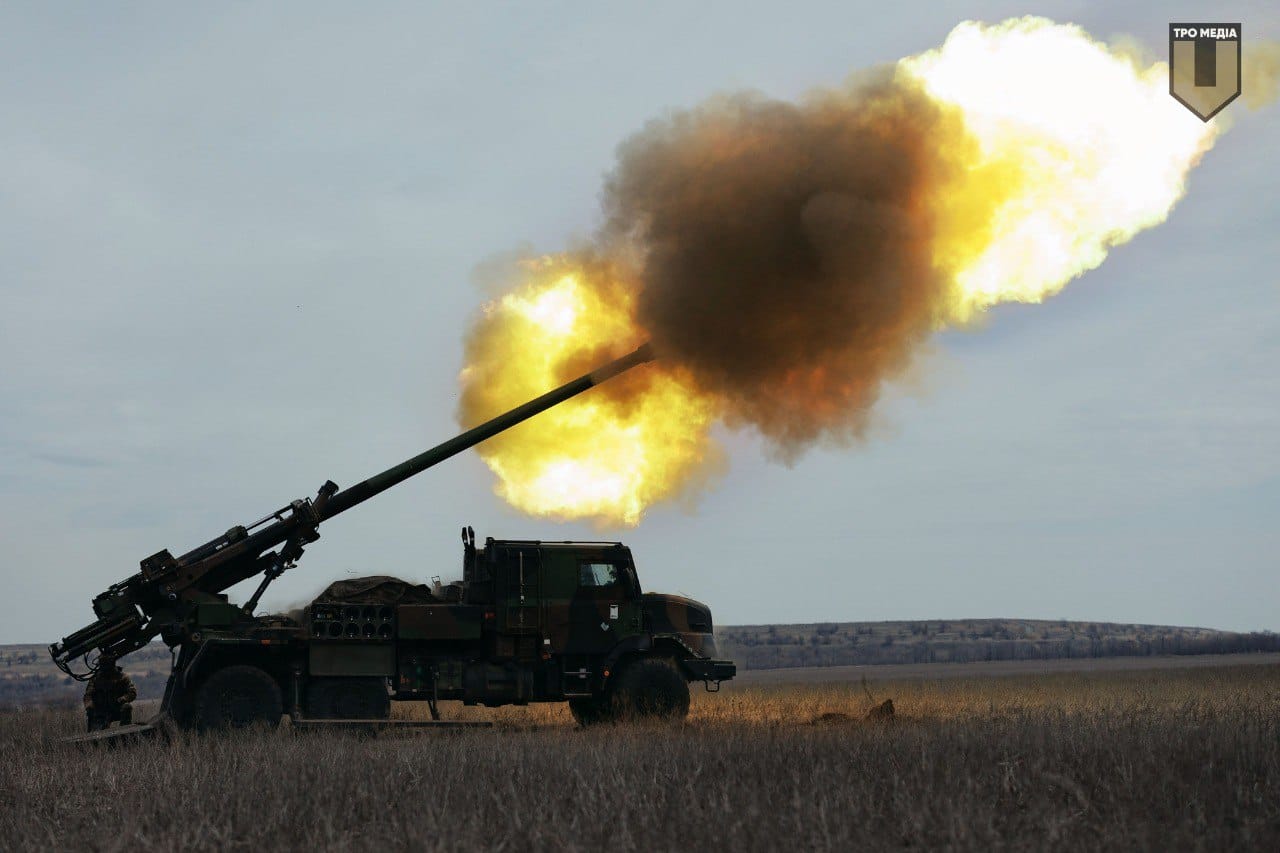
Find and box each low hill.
[1,642,171,709]
[718,619,1280,670]
[4,619,1276,707]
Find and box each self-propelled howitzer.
[50,345,656,679]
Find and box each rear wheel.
[306,678,390,720]
[193,665,283,731]
[609,658,690,722]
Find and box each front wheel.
[609,658,690,722]
[192,665,283,731]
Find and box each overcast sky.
[2,2,1277,646]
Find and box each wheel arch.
[604,634,700,686]
[170,641,302,722]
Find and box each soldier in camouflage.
[84,653,137,731]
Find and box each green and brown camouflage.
[49,344,734,730]
[144,532,733,725]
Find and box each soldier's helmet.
[98,652,118,671]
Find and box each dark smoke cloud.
[599,73,967,456]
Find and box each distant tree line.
[0,670,170,710]
[718,621,1280,670]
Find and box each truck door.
[563,559,640,656]
[498,545,543,639]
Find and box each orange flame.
[459,17,1226,526]
[457,256,721,524]
[904,18,1219,318]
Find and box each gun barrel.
[320,343,654,519]
[50,612,142,669]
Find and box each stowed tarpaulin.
[312,576,438,605]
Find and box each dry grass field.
[2,661,1277,851]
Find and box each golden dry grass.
[2,663,1278,851]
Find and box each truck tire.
[568,696,611,727]
[306,678,390,720]
[193,665,283,731]
[609,657,690,722]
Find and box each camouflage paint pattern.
[137,535,733,723]
[299,538,735,706]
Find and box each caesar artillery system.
[50,345,734,735]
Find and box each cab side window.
[579,562,619,588]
